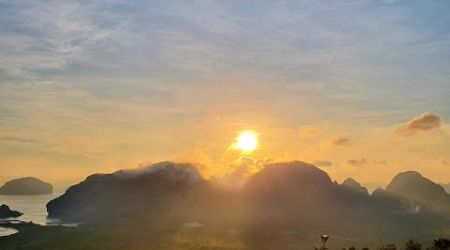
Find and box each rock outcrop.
[0,204,23,218]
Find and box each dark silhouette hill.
[242,162,413,230]
[46,161,450,240]
[371,188,418,213]
[0,204,23,218]
[386,171,450,212]
[47,162,221,222]
[0,177,53,195]
[243,161,339,225]
[244,162,375,209]
[340,178,369,195]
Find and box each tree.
[433,238,450,250]
[378,244,397,250]
[405,239,422,250]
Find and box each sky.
[1,0,449,189]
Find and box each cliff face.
[0,177,53,195]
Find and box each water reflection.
[0,226,18,237]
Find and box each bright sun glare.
[234,130,259,153]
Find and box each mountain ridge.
[45,161,450,239]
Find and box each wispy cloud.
[0,136,37,144]
[330,136,351,146]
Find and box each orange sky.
[1,1,449,190]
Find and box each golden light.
[234,130,259,153]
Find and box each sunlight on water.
[0,226,18,237]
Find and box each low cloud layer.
[394,112,443,136]
[114,161,203,185]
[0,136,37,144]
[313,160,333,167]
[211,157,269,188]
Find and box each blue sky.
[1,0,449,187]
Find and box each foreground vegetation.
[1,222,449,250]
[342,239,450,250]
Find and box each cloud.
[114,161,203,185]
[298,125,324,138]
[211,157,269,188]
[313,160,333,167]
[0,136,37,144]
[347,158,367,167]
[0,0,135,82]
[347,159,387,167]
[394,112,443,136]
[330,136,351,146]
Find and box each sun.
[234,130,259,153]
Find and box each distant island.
[0,204,23,218]
[0,177,53,195]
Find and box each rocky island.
[0,177,53,195]
[0,204,23,218]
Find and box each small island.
[0,204,23,218]
[0,177,53,195]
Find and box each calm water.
[0,193,62,237]
[0,193,61,225]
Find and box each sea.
[0,193,65,237]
